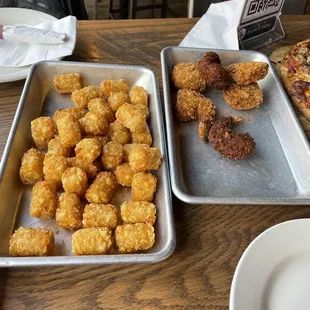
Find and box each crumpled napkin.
[0,16,76,67]
[180,0,245,50]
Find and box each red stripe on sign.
[0,25,3,39]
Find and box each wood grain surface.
[1,17,310,310]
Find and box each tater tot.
[54,107,86,122]
[30,181,58,219]
[47,136,72,157]
[135,104,149,119]
[71,86,104,108]
[20,148,44,185]
[101,142,124,170]
[131,172,157,202]
[43,153,68,187]
[85,172,118,204]
[115,103,146,132]
[72,227,112,255]
[95,136,109,148]
[62,167,88,195]
[53,73,83,93]
[131,123,152,146]
[75,137,102,163]
[115,223,155,253]
[100,79,129,98]
[129,86,149,106]
[56,192,83,230]
[56,114,82,147]
[108,120,131,145]
[128,147,162,172]
[107,91,130,112]
[79,111,108,136]
[82,203,118,229]
[9,227,54,256]
[88,98,115,124]
[114,163,135,186]
[120,201,156,225]
[123,143,149,162]
[31,116,56,149]
[66,157,99,179]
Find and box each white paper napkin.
[180,0,245,50]
[0,16,77,67]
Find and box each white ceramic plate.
[0,8,57,83]
[230,219,310,310]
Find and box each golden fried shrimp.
[107,120,131,145]
[95,136,109,148]
[131,172,157,202]
[129,85,149,106]
[66,157,99,179]
[123,143,149,162]
[62,166,88,195]
[223,83,263,110]
[101,142,124,170]
[131,122,152,146]
[114,163,135,186]
[47,136,72,157]
[31,116,56,149]
[79,111,108,136]
[85,172,118,204]
[19,148,44,185]
[56,192,83,230]
[56,114,82,147]
[100,79,129,98]
[226,61,269,85]
[54,107,86,122]
[115,103,146,132]
[9,227,54,257]
[30,181,58,219]
[82,203,118,229]
[115,223,155,253]
[128,147,162,172]
[108,91,130,112]
[71,86,104,108]
[43,153,68,187]
[75,137,102,163]
[120,201,156,225]
[53,73,83,93]
[171,62,206,92]
[88,98,115,124]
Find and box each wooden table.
[1,16,310,309]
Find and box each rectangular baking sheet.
[161,46,310,205]
[0,61,175,266]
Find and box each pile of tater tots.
[9,73,163,257]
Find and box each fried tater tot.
[79,111,108,136]
[226,61,269,85]
[131,122,152,146]
[129,86,149,106]
[20,148,44,185]
[53,73,83,94]
[134,104,149,119]
[66,157,99,179]
[171,62,206,92]
[85,172,118,204]
[9,227,55,257]
[107,120,131,145]
[100,79,129,98]
[62,167,88,195]
[56,192,83,230]
[115,223,155,253]
[120,201,156,225]
[31,116,56,149]
[101,142,124,170]
[95,136,109,148]
[115,103,146,132]
[123,143,149,162]
[71,86,104,108]
[82,203,118,229]
[108,91,130,112]
[128,147,162,172]
[72,227,112,255]
[131,172,157,202]
[75,137,102,163]
[114,163,135,186]
[43,153,68,187]
[30,181,58,219]
[47,136,72,157]
[54,107,86,122]
[88,98,115,124]
[56,114,82,147]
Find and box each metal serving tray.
[0,61,175,266]
[161,46,310,205]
